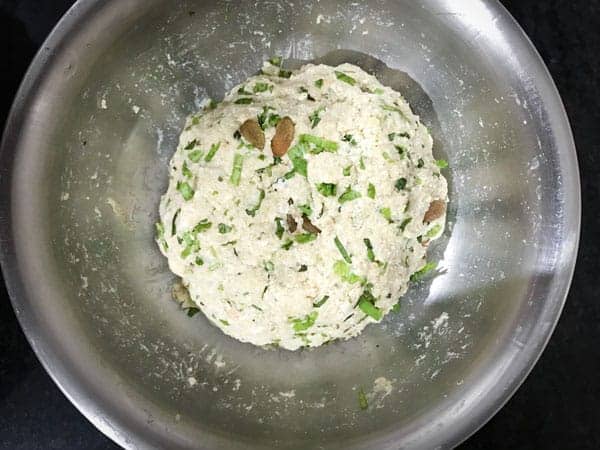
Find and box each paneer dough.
[157,61,448,350]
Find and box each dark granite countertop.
[1,1,598,448]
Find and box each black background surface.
[1,1,598,449]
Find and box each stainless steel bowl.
[0,0,579,448]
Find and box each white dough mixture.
[156,60,448,350]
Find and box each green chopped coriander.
[309,107,324,128]
[295,233,317,244]
[436,159,449,169]
[316,182,337,197]
[338,186,361,204]
[391,302,401,313]
[269,55,282,66]
[245,189,265,217]
[218,223,232,234]
[229,153,244,186]
[264,260,275,272]
[315,78,324,88]
[253,82,272,93]
[358,387,368,410]
[382,104,409,121]
[335,71,357,86]
[188,149,203,162]
[278,69,292,78]
[395,177,407,191]
[367,183,376,199]
[334,236,352,263]
[299,134,339,153]
[357,288,382,321]
[298,203,312,217]
[180,231,200,258]
[343,165,352,176]
[193,219,212,233]
[204,142,221,162]
[275,217,285,239]
[257,106,281,130]
[313,295,329,307]
[235,97,253,104]
[342,134,357,145]
[184,139,198,150]
[399,217,412,232]
[417,158,425,168]
[291,311,318,332]
[282,239,294,250]
[298,264,308,272]
[333,260,363,284]
[380,207,393,223]
[219,319,230,326]
[195,256,204,266]
[395,145,406,157]
[176,181,194,201]
[410,261,438,281]
[191,116,200,125]
[287,144,308,177]
[182,161,192,178]
[359,156,366,170]
[426,223,442,238]
[171,208,180,236]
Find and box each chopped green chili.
[204,142,221,162]
[230,153,244,186]
[313,295,329,307]
[176,181,194,201]
[171,208,180,236]
[184,139,198,150]
[291,311,318,332]
[188,149,203,162]
[333,260,363,284]
[317,183,337,197]
[299,134,339,153]
[367,183,376,199]
[309,107,324,128]
[335,71,356,86]
[357,288,382,321]
[275,217,285,239]
[295,233,317,244]
[338,186,361,204]
[380,207,393,223]
[235,97,253,104]
[399,217,412,231]
[245,189,265,217]
[334,236,352,263]
[287,145,308,177]
[410,261,438,281]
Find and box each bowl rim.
[0,0,581,448]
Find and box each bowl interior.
[3,0,578,448]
